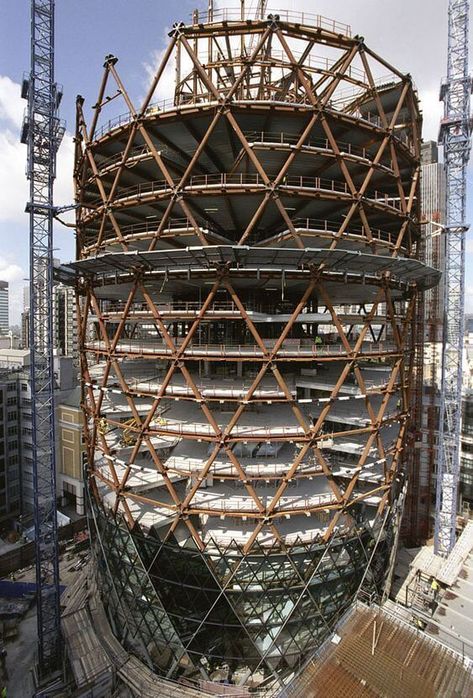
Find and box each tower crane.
[435,0,472,555]
[21,0,63,676]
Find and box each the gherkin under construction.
[73,5,439,691]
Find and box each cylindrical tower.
[74,6,439,690]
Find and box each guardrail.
[86,337,398,358]
[88,130,380,183]
[94,99,412,148]
[82,214,404,255]
[188,7,352,36]
[85,172,404,213]
[85,339,400,359]
[193,491,337,513]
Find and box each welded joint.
[103,54,118,68]
[169,21,185,38]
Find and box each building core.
[73,7,439,690]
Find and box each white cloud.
[0,128,28,222]
[0,257,25,326]
[0,257,23,283]
[142,44,176,106]
[0,76,24,128]
[55,134,75,210]
[8,281,26,327]
[465,284,473,314]
[418,88,443,143]
[0,77,74,226]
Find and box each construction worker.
[413,616,425,631]
[98,417,108,435]
[431,577,440,601]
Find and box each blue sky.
[0,0,471,324]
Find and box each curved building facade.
[74,7,439,690]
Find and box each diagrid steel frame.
[435,0,472,556]
[72,7,439,688]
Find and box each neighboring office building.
[21,309,29,349]
[23,281,78,363]
[0,282,8,335]
[22,286,30,350]
[0,333,19,350]
[460,390,473,514]
[57,386,85,516]
[0,370,22,522]
[0,348,77,514]
[405,140,445,541]
[0,349,35,515]
[422,140,445,531]
[460,330,473,516]
[53,284,78,366]
[417,144,473,527]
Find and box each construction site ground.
[1,545,88,698]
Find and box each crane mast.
[21,0,64,674]
[435,0,472,555]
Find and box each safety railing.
[89,131,381,184]
[191,489,337,512]
[81,217,208,254]
[82,214,405,256]
[291,217,399,246]
[84,172,403,212]
[90,143,154,175]
[188,7,352,37]
[244,130,376,161]
[98,301,328,319]
[85,339,401,358]
[166,458,323,478]
[146,421,306,438]
[94,98,410,145]
[180,46,363,81]
[100,299,241,315]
